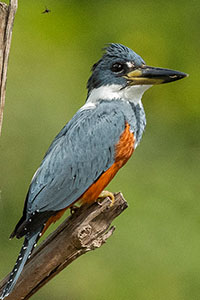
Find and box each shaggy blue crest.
[103,43,145,66]
[87,43,145,93]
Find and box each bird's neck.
[86,84,151,105]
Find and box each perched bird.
[0,43,187,299]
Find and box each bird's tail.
[0,231,40,299]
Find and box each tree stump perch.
[0,193,128,299]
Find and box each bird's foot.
[70,205,79,215]
[97,190,115,207]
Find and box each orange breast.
[80,122,135,204]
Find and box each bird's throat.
[86,84,152,105]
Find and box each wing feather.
[26,101,129,213]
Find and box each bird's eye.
[111,63,124,73]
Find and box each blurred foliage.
[0,0,199,299]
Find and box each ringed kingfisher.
[1,43,187,299]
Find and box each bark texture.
[0,192,128,300]
[0,0,17,135]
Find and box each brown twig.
[0,193,128,299]
[0,0,18,136]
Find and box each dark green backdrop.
[0,1,199,299]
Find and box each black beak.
[124,65,188,85]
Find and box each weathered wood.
[0,193,128,299]
[0,0,17,136]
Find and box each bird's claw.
[97,190,115,207]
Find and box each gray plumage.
[27,99,144,215]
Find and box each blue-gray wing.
[26,101,133,214]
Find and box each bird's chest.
[114,122,135,168]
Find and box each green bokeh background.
[0,1,199,299]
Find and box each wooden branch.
[0,0,17,136]
[0,192,128,300]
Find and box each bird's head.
[86,43,187,103]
